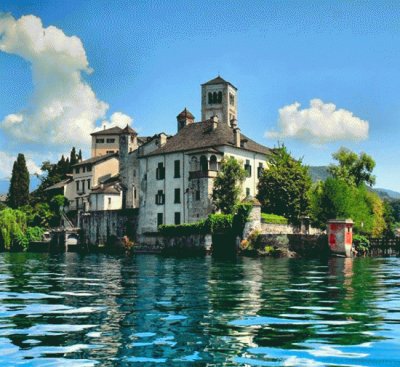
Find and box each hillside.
[308,166,400,200]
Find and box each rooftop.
[91,125,136,136]
[202,76,237,90]
[72,152,118,167]
[143,120,271,157]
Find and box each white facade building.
[126,76,272,234]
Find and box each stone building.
[91,125,137,157]
[124,76,272,235]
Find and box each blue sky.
[1,1,400,191]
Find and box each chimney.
[159,133,167,147]
[211,114,219,130]
[234,127,241,147]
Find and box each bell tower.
[201,76,237,127]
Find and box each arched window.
[213,92,217,104]
[218,91,222,103]
[208,92,213,104]
[200,155,208,172]
[191,156,198,171]
[209,155,218,171]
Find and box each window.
[96,138,104,143]
[156,162,165,180]
[155,190,165,205]
[195,190,200,201]
[209,155,217,170]
[108,197,111,205]
[76,181,80,191]
[257,163,264,178]
[106,138,115,143]
[174,160,180,178]
[75,167,80,174]
[200,155,208,172]
[83,166,86,173]
[246,188,250,197]
[217,91,222,103]
[87,179,91,190]
[82,180,85,193]
[87,165,92,172]
[157,213,163,227]
[106,150,115,154]
[174,212,181,225]
[229,93,235,106]
[245,160,252,177]
[174,188,181,203]
[208,92,213,104]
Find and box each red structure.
[327,219,354,257]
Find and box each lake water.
[0,253,399,366]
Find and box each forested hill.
[308,166,331,182]
[308,166,400,200]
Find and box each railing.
[189,170,218,179]
[366,238,400,256]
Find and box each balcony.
[189,170,218,179]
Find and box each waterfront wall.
[80,209,138,247]
[258,233,329,257]
[137,233,212,252]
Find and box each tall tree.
[328,147,376,187]
[309,177,386,236]
[69,147,78,167]
[78,149,82,161]
[257,145,312,224]
[7,154,30,209]
[212,157,246,214]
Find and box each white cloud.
[0,151,41,179]
[0,13,134,179]
[0,13,110,147]
[266,99,369,144]
[96,112,133,132]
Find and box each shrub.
[261,213,288,225]
[159,220,208,236]
[158,203,252,237]
[353,234,370,253]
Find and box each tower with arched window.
[201,76,237,127]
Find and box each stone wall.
[80,209,138,247]
[137,232,212,253]
[258,233,329,257]
[260,223,322,235]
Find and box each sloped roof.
[91,125,136,136]
[44,178,73,191]
[177,108,195,120]
[72,152,118,167]
[202,76,237,90]
[143,120,271,157]
[91,184,122,195]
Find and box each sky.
[1,0,400,191]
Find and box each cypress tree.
[78,149,82,161]
[7,153,30,208]
[69,147,78,167]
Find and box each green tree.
[257,145,312,224]
[7,153,30,209]
[328,147,376,187]
[70,147,78,167]
[309,177,386,236]
[212,157,246,214]
[0,208,27,250]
